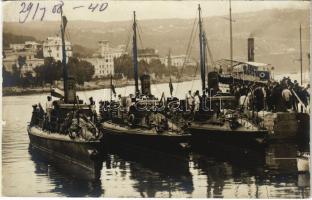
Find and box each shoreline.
[2,76,197,97]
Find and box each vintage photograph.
[2,0,310,197]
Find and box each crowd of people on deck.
[41,76,310,130]
[183,77,310,114]
[229,77,310,113]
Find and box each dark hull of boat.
[101,127,191,154]
[189,127,267,150]
[28,126,104,180]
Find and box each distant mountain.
[3,33,38,48]
[3,8,310,73]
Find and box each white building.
[98,40,125,59]
[9,41,41,52]
[85,40,126,78]
[10,43,26,51]
[24,41,41,51]
[137,48,159,64]
[161,54,196,68]
[84,57,114,78]
[43,37,72,61]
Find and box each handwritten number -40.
[88,3,108,12]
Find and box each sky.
[3,0,310,23]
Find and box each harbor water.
[2,81,310,197]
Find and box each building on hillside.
[10,43,26,51]
[161,54,196,68]
[3,58,17,73]
[43,37,72,61]
[84,57,114,78]
[137,48,159,64]
[17,53,44,77]
[9,41,41,52]
[24,41,42,51]
[86,40,126,78]
[98,40,126,59]
[3,51,44,75]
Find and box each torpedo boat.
[99,11,191,153]
[27,10,103,178]
[168,5,268,150]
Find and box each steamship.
[99,11,191,153]
[27,11,104,179]
[216,37,273,86]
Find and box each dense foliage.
[114,54,198,79]
[3,57,95,87]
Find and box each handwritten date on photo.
[19,1,109,23]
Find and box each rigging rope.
[137,23,145,50]
[204,32,216,70]
[137,22,149,73]
[174,16,198,97]
[190,59,200,92]
[122,23,134,97]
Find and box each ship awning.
[51,87,64,99]
[215,59,272,72]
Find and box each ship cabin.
[215,59,274,85]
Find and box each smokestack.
[140,74,151,96]
[248,38,254,62]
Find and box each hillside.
[3,8,310,73]
[3,33,38,48]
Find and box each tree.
[17,56,26,69]
[114,54,133,78]
[67,57,95,85]
[34,57,62,85]
[21,71,35,87]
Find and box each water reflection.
[106,147,194,198]
[28,145,104,197]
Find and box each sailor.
[126,94,133,113]
[239,93,248,112]
[116,94,123,118]
[186,90,194,111]
[46,96,53,124]
[282,86,292,110]
[89,97,96,122]
[271,82,283,112]
[194,90,200,112]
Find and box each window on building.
[106,59,108,62]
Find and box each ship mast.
[229,0,233,72]
[133,11,139,96]
[60,9,68,103]
[300,24,303,85]
[198,4,206,95]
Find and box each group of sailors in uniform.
[230,77,310,113]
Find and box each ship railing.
[291,89,309,114]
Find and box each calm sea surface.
[2,81,310,197]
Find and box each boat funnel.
[66,76,77,103]
[140,74,151,96]
[248,37,255,62]
[208,71,219,92]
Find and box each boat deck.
[28,126,99,143]
[102,121,188,137]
